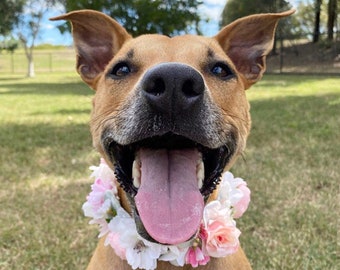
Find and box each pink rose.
[185,246,210,267]
[87,178,113,211]
[202,220,240,257]
[233,181,251,219]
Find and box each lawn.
[0,73,339,269]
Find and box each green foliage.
[294,0,329,39]
[0,37,19,53]
[220,0,297,43]
[0,0,25,36]
[0,73,338,269]
[61,0,203,36]
[220,0,291,26]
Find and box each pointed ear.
[215,10,295,88]
[50,10,132,88]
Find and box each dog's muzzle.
[101,63,237,245]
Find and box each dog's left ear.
[51,10,132,89]
[215,10,295,89]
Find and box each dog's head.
[52,10,293,245]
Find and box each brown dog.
[51,9,294,270]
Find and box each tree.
[220,0,292,54]
[0,37,19,53]
[15,0,58,77]
[59,0,203,36]
[0,0,25,36]
[327,0,337,41]
[295,1,315,37]
[313,0,323,43]
[220,0,291,26]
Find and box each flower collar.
[83,159,251,270]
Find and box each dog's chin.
[102,132,234,245]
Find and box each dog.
[51,9,294,270]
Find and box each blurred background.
[0,0,339,76]
[0,1,338,269]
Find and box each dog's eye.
[211,63,234,79]
[110,63,131,78]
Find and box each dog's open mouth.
[103,132,234,245]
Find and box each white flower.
[126,240,162,270]
[107,208,162,270]
[203,200,234,227]
[90,218,110,238]
[159,243,190,266]
[89,158,118,194]
[82,201,94,218]
[218,172,250,218]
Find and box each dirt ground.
[266,40,340,74]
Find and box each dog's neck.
[82,159,251,269]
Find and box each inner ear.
[50,10,132,89]
[75,35,115,83]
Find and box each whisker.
[220,108,250,125]
[91,108,121,132]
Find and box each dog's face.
[52,10,293,246]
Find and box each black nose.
[141,63,205,114]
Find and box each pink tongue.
[135,148,204,245]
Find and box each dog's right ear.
[50,10,132,89]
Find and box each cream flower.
[219,171,251,218]
[202,220,241,257]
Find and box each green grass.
[0,73,339,269]
[234,76,339,269]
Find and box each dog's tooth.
[197,161,204,189]
[196,152,203,165]
[198,178,203,190]
[132,159,141,188]
[133,178,140,188]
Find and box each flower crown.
[83,159,251,270]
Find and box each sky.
[36,0,297,46]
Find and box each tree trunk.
[327,0,337,41]
[313,0,322,43]
[27,54,35,77]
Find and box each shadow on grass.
[30,108,91,116]
[1,180,96,269]
[0,81,93,96]
[0,76,27,82]
[0,121,94,181]
[249,93,338,141]
[244,93,339,185]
